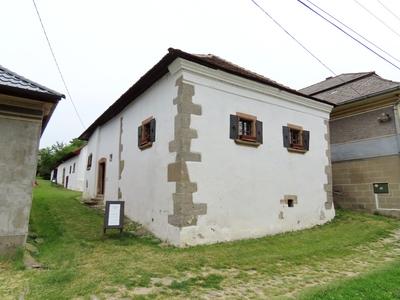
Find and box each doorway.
[65,176,69,189]
[97,159,106,196]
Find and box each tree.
[37,139,86,179]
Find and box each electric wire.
[249,0,365,97]
[376,0,400,24]
[32,0,85,129]
[303,0,400,65]
[249,0,337,76]
[298,0,400,71]
[354,0,400,39]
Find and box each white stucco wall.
[83,73,180,244]
[176,68,334,246]
[82,58,334,247]
[56,146,87,192]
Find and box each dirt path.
[104,228,400,299]
[197,229,400,299]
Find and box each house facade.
[78,48,334,246]
[0,65,63,254]
[52,146,87,191]
[300,72,400,217]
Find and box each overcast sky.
[2,0,400,148]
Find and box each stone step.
[83,197,104,206]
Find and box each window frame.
[230,112,262,147]
[138,116,156,150]
[237,112,257,142]
[87,153,93,170]
[284,124,309,153]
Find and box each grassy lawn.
[301,261,400,300]
[0,179,399,299]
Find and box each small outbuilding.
[0,65,63,254]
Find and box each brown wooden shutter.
[230,115,239,139]
[138,125,142,148]
[282,126,290,148]
[256,120,263,144]
[150,118,156,142]
[303,130,310,151]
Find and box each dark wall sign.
[373,183,389,194]
[103,201,124,233]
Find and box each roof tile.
[0,65,64,98]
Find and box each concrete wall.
[330,107,396,144]
[330,103,400,217]
[333,155,400,217]
[0,115,41,253]
[56,146,87,191]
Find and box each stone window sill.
[287,147,307,154]
[139,141,153,150]
[235,139,261,147]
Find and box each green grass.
[302,261,400,300]
[0,179,399,299]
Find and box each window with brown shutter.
[282,124,310,153]
[138,117,156,150]
[87,154,93,170]
[230,113,262,147]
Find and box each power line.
[249,0,365,97]
[249,0,337,76]
[297,0,400,71]
[353,0,400,39]
[376,0,400,24]
[32,0,85,129]
[303,0,400,65]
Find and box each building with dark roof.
[51,145,88,191]
[300,72,400,217]
[0,65,64,254]
[75,48,334,246]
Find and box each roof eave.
[0,84,65,103]
[336,86,400,106]
[79,48,333,140]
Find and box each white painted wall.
[83,73,180,244]
[56,146,87,192]
[177,69,334,246]
[82,58,334,246]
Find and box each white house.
[78,48,335,246]
[52,146,87,191]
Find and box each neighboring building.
[0,65,63,254]
[51,146,87,191]
[300,72,400,217]
[78,48,334,246]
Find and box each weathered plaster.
[324,120,334,210]
[0,116,41,254]
[168,77,206,227]
[0,235,26,254]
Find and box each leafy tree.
[37,139,86,179]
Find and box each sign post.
[103,201,124,234]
